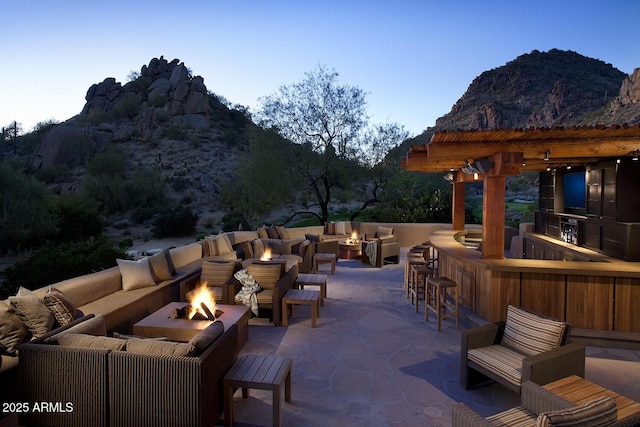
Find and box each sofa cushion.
[535,396,617,427]
[117,258,156,291]
[246,263,283,290]
[501,305,566,357]
[9,287,55,339]
[148,251,174,282]
[126,338,193,356]
[376,226,394,237]
[188,321,225,355]
[335,221,347,235]
[57,333,127,351]
[275,226,290,240]
[201,261,236,287]
[257,226,269,239]
[264,239,292,255]
[467,344,525,387]
[215,233,235,256]
[0,300,29,356]
[43,289,76,326]
[267,226,280,239]
[204,236,219,257]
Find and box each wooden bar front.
[430,230,640,338]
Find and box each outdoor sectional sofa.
[18,313,237,427]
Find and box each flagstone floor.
[222,249,640,426]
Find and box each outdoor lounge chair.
[460,305,585,394]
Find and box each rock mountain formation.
[24,51,640,224]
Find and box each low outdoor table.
[281,289,321,328]
[224,354,292,427]
[313,252,336,274]
[295,273,327,306]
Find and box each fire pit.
[170,283,222,321]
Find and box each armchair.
[461,305,585,394]
[362,233,400,267]
[228,262,298,325]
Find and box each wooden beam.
[452,182,465,230]
[482,176,506,259]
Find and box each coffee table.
[133,302,251,349]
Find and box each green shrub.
[152,206,199,238]
[221,212,250,231]
[0,235,129,299]
[51,195,103,243]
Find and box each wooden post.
[452,181,465,230]
[482,176,506,259]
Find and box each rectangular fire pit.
[133,302,251,349]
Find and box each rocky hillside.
[31,57,256,224]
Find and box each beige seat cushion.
[488,406,537,427]
[467,344,525,387]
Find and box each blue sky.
[2,0,639,136]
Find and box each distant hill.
[399,48,638,151]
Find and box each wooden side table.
[313,252,336,274]
[295,273,327,306]
[281,289,320,328]
[224,354,292,427]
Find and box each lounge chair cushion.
[376,225,394,236]
[501,305,566,357]
[246,263,283,290]
[467,344,525,387]
[535,396,617,427]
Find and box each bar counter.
[429,230,640,339]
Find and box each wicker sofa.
[18,314,237,427]
[461,305,585,394]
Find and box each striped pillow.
[501,305,566,357]
[246,263,283,290]
[201,261,236,287]
[536,396,617,427]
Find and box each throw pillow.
[501,305,566,357]
[246,263,283,290]
[335,221,347,235]
[201,261,237,287]
[117,258,156,291]
[9,287,55,339]
[148,251,174,282]
[266,239,292,255]
[0,300,29,356]
[267,226,280,239]
[57,333,127,351]
[204,236,219,257]
[43,289,76,326]
[164,249,177,276]
[215,233,234,255]
[252,239,265,260]
[188,321,225,355]
[257,226,269,239]
[325,222,336,235]
[275,225,290,240]
[298,240,311,259]
[305,233,319,242]
[535,396,617,427]
[376,226,394,237]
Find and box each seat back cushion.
[246,263,283,290]
[501,305,566,357]
[535,396,617,427]
[201,261,237,287]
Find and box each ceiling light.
[443,172,455,184]
[546,166,551,171]
[566,165,571,170]
[633,150,639,161]
[544,150,550,161]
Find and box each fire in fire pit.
[169,283,222,320]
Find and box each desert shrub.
[221,212,250,231]
[1,235,129,299]
[149,94,168,108]
[152,206,199,238]
[51,194,103,243]
[36,165,72,183]
[166,123,187,140]
[114,93,140,120]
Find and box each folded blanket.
[233,269,262,316]
[365,241,377,266]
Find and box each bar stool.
[405,252,425,296]
[406,256,427,299]
[410,264,434,312]
[425,276,459,332]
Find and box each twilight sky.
[2,0,639,136]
